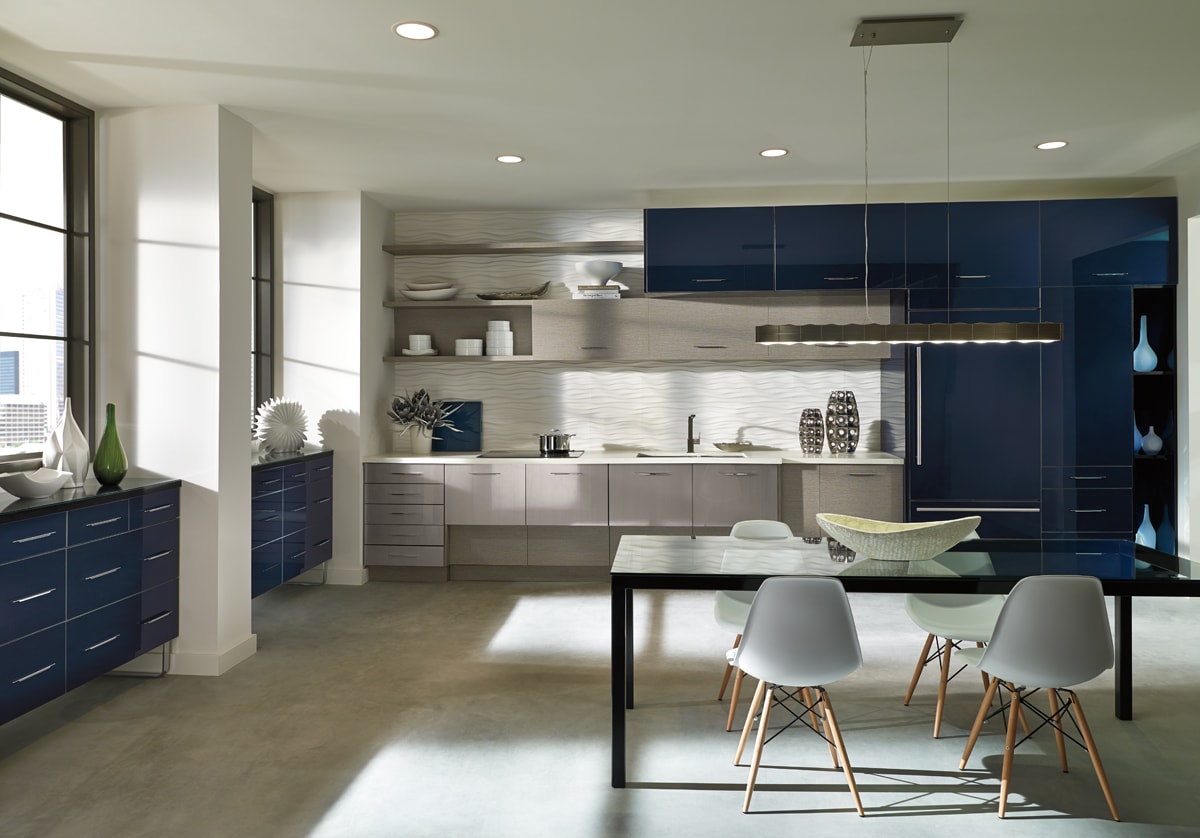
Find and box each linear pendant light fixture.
[756,15,1063,347]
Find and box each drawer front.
[251,466,286,499]
[362,524,444,546]
[1042,489,1133,534]
[281,485,307,535]
[525,464,609,526]
[0,624,66,725]
[909,503,1041,539]
[66,597,140,689]
[139,579,178,654]
[307,475,333,507]
[445,464,526,526]
[281,530,307,583]
[251,541,284,598]
[67,500,130,545]
[131,487,180,529]
[364,504,445,526]
[363,545,445,567]
[0,553,66,642]
[693,464,779,528]
[140,519,180,590]
[363,463,445,484]
[283,462,307,489]
[363,482,444,505]
[819,465,902,523]
[67,532,141,618]
[608,465,692,526]
[307,455,334,482]
[304,533,333,570]
[252,495,285,548]
[0,512,67,563]
[1042,466,1132,489]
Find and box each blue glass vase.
[1133,315,1157,372]
[1156,507,1176,554]
[1135,503,1155,548]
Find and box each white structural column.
[1177,172,1200,560]
[99,105,256,675]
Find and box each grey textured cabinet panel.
[363,482,444,505]
[692,464,779,527]
[646,299,769,360]
[526,464,609,526]
[608,465,692,526]
[363,504,444,526]
[362,524,445,546]
[445,464,526,525]
[818,465,902,522]
[447,526,527,565]
[532,300,649,360]
[363,545,444,567]
[363,460,447,569]
[527,526,610,566]
[780,464,821,537]
[362,463,444,484]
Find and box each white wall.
[1174,169,1199,558]
[99,105,256,675]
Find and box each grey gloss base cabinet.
[251,451,334,598]
[0,481,181,726]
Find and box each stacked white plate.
[455,338,484,356]
[401,280,458,301]
[486,320,514,356]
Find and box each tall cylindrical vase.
[1133,315,1158,372]
[409,426,433,456]
[93,403,128,486]
[43,396,90,488]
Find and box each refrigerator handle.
[915,345,923,466]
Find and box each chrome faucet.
[687,414,700,453]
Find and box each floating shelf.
[383,240,643,256]
[383,355,535,362]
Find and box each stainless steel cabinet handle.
[390,471,426,476]
[315,465,332,473]
[824,276,860,282]
[719,472,755,477]
[915,346,923,466]
[316,497,331,504]
[145,611,173,625]
[550,472,582,476]
[13,588,56,604]
[389,491,420,496]
[84,566,121,581]
[579,346,610,350]
[289,551,306,561]
[691,278,727,283]
[1069,476,1105,481]
[634,472,671,476]
[14,531,56,544]
[85,634,120,652]
[143,551,171,562]
[86,516,123,527]
[694,344,729,349]
[955,274,992,279]
[846,472,878,477]
[312,538,331,547]
[259,478,282,486]
[915,506,1041,513]
[145,504,174,513]
[13,663,56,684]
[1091,272,1129,277]
[1070,509,1108,514]
[470,472,501,476]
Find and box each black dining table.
[609,534,1198,788]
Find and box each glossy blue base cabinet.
[0,480,181,725]
[251,450,334,598]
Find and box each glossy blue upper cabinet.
[774,203,905,290]
[644,207,775,293]
[1040,197,1176,287]
[906,201,1040,311]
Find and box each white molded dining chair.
[957,575,1119,821]
[716,520,793,731]
[731,576,864,815]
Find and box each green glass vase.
[93,402,128,486]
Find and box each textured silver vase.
[825,390,860,454]
[798,408,824,454]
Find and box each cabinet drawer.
[67,531,141,618]
[307,476,333,507]
[0,624,66,725]
[140,520,180,590]
[364,504,444,526]
[252,467,287,499]
[0,512,66,563]
[251,495,284,548]
[0,553,66,642]
[281,530,307,583]
[66,596,140,689]
[307,455,334,481]
[363,524,444,546]
[363,482,444,505]
[1042,489,1133,534]
[363,463,445,484]
[251,541,283,598]
[693,464,778,528]
[364,545,444,567]
[1042,466,1132,489]
[526,464,609,526]
[445,464,525,526]
[139,579,178,653]
[608,465,692,526]
[132,488,180,529]
[819,465,902,522]
[281,485,307,535]
[68,500,129,545]
[909,504,1041,539]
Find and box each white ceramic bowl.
[575,260,624,284]
[0,468,73,499]
[400,288,459,301]
[816,513,981,562]
[406,280,454,291]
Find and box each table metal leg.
[1114,594,1132,720]
[611,581,628,787]
[624,587,635,709]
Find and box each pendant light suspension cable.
[862,45,873,318]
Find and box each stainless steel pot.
[535,429,576,455]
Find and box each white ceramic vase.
[1141,425,1163,455]
[410,426,433,456]
[1133,315,1158,372]
[43,397,89,488]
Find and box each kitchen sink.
[636,452,748,458]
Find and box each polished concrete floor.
[1,581,1198,837]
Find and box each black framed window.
[251,187,274,410]
[0,68,93,461]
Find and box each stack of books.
[571,284,623,300]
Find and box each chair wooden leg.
[718,634,741,700]
[998,688,1022,818]
[735,679,766,764]
[933,637,953,738]
[977,642,989,690]
[802,687,839,768]
[960,676,999,769]
[817,688,865,817]
[726,668,746,731]
[743,685,775,813]
[1048,688,1069,772]
[1068,690,1121,821]
[904,633,936,705]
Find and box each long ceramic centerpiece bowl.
[816,513,981,562]
[0,468,73,499]
[575,260,624,284]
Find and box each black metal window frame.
[251,186,275,409]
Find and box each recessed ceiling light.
[1036,140,1069,150]
[496,155,524,164]
[393,21,438,40]
[760,148,789,158]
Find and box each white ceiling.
[2,0,1199,211]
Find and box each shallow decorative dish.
[0,468,73,499]
[400,348,439,356]
[476,281,551,301]
[713,442,753,452]
[815,513,981,562]
[400,288,459,301]
[406,280,454,291]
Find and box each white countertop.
[363,450,903,466]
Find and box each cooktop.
[478,450,585,458]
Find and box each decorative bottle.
[1135,504,1156,548]
[1141,425,1163,456]
[1133,422,1144,455]
[1156,507,1176,555]
[43,396,89,488]
[93,403,128,486]
[1133,315,1157,372]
